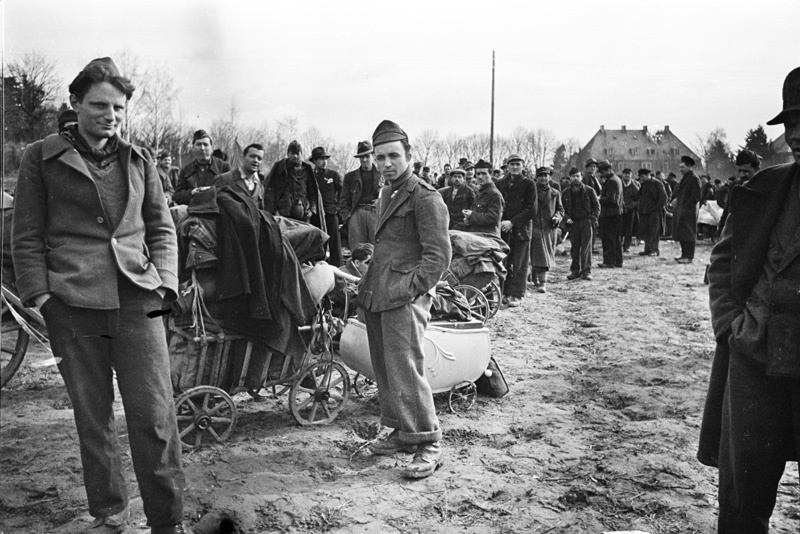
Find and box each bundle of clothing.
[445,230,509,288]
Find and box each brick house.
[575,125,702,175]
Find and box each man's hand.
[500,220,513,233]
[191,186,211,195]
[34,293,52,309]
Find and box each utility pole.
[490,50,496,167]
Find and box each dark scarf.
[61,124,120,166]
[536,182,551,206]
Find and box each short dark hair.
[243,143,265,157]
[400,139,412,158]
[69,63,135,102]
[351,243,374,261]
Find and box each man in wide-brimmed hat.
[339,140,383,250]
[309,146,343,265]
[700,66,800,533]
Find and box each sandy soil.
[2,239,799,534]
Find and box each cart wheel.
[289,361,351,426]
[482,281,502,319]
[448,381,477,413]
[175,386,238,450]
[352,373,378,398]
[455,285,490,324]
[1,300,30,389]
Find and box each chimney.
[621,125,626,133]
[643,125,648,135]
[664,125,670,133]
[600,125,605,134]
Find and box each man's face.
[736,164,756,182]
[655,172,663,181]
[622,171,632,182]
[640,173,651,182]
[785,112,800,164]
[421,169,430,178]
[312,157,328,170]
[466,168,475,179]
[570,172,583,186]
[475,169,491,186]
[359,154,373,170]
[679,162,690,175]
[536,173,549,185]
[158,156,172,170]
[451,172,465,187]
[586,164,597,176]
[287,151,303,167]
[374,141,410,182]
[243,148,264,175]
[70,81,126,146]
[507,161,523,176]
[193,138,213,161]
[354,254,372,275]
[444,165,451,174]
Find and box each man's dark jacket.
[599,173,624,218]
[314,167,342,215]
[562,183,600,225]
[263,159,326,234]
[495,174,537,241]
[698,162,799,467]
[339,165,383,223]
[173,156,231,205]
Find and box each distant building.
[575,125,702,174]
[771,133,793,165]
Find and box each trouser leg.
[363,296,440,443]
[325,212,342,266]
[111,279,184,528]
[569,228,581,275]
[680,240,696,259]
[717,352,800,534]
[503,236,530,298]
[45,297,127,519]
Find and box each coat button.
[96,217,104,224]
[111,238,118,245]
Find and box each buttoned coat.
[173,156,231,205]
[562,183,600,225]
[672,170,702,242]
[12,134,178,309]
[213,168,265,208]
[599,173,624,218]
[465,182,505,236]
[698,162,799,467]
[339,165,383,223]
[358,171,451,313]
[314,168,343,215]
[495,174,537,241]
[438,185,476,230]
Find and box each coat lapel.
[376,180,412,232]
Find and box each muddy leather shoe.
[87,508,129,534]
[370,430,417,455]
[402,441,443,479]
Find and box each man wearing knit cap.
[699,66,800,533]
[12,57,188,534]
[264,140,326,233]
[496,154,537,306]
[173,129,230,205]
[358,120,451,479]
[462,158,505,236]
[339,140,383,250]
[671,155,702,263]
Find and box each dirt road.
[2,240,799,533]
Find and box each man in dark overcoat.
[173,129,231,205]
[636,168,667,256]
[597,159,624,268]
[496,154,537,307]
[12,57,187,534]
[563,168,600,280]
[310,146,343,266]
[339,141,383,250]
[358,120,451,479]
[463,159,504,236]
[698,66,800,533]
[671,155,702,263]
[438,168,475,230]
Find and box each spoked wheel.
[1,297,30,389]
[175,386,238,450]
[289,361,351,426]
[448,381,477,413]
[455,285,490,325]
[482,281,502,319]
[352,373,378,398]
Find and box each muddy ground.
[2,239,799,533]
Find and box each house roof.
[577,125,701,169]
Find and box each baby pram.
[441,230,508,323]
[169,188,350,449]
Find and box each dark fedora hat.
[680,155,696,166]
[767,67,800,125]
[309,146,330,161]
[354,140,373,157]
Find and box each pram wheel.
[352,373,378,398]
[448,381,477,413]
[290,361,351,426]
[175,386,238,450]
[482,281,502,319]
[454,285,490,324]
[1,292,31,389]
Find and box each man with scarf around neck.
[563,167,600,281]
[173,129,230,205]
[529,166,564,293]
[496,154,538,307]
[462,159,505,236]
[12,58,189,534]
[438,167,475,230]
[358,120,451,479]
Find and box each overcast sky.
[4,0,799,152]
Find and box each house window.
[643,162,652,170]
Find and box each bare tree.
[413,129,439,167]
[526,128,556,168]
[115,50,145,141]
[4,51,62,143]
[136,65,180,154]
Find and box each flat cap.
[474,159,493,170]
[585,158,598,167]
[372,119,408,147]
[506,153,524,164]
[597,159,612,170]
[450,168,467,176]
[568,167,581,176]
[637,168,651,176]
[535,166,552,176]
[735,149,760,167]
[680,155,695,166]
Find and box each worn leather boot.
[370,430,417,455]
[401,441,443,479]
